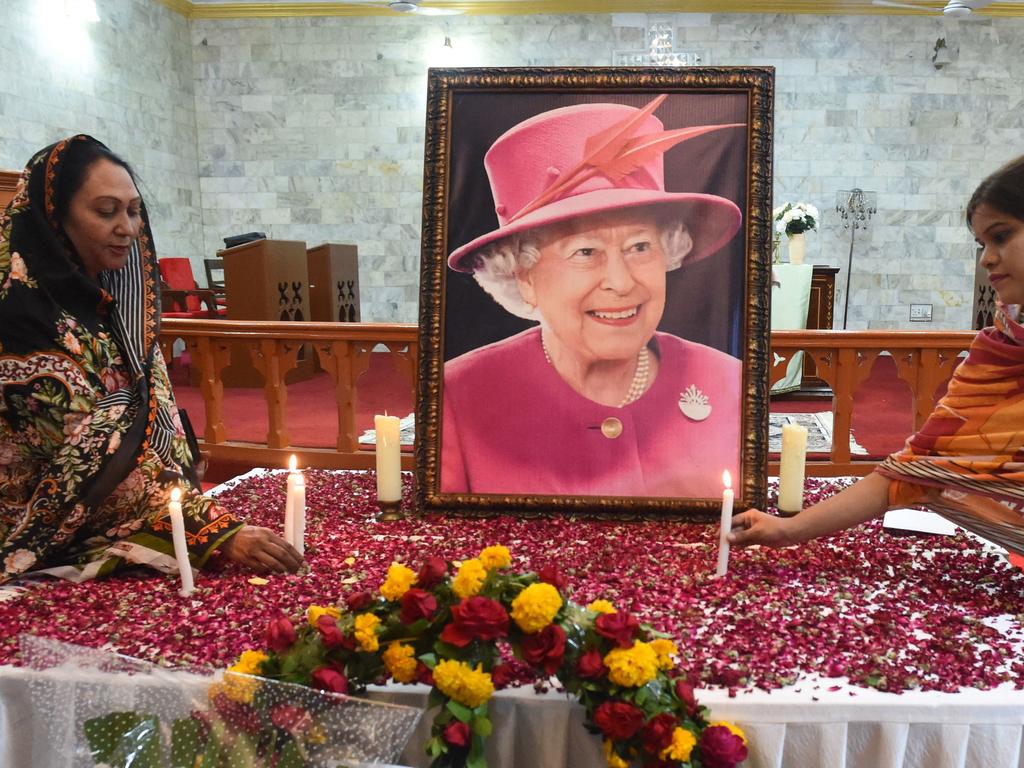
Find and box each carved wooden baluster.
[249,339,301,449]
[188,336,231,444]
[911,347,966,430]
[388,343,417,418]
[313,340,358,453]
[768,349,797,390]
[891,349,922,436]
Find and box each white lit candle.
[292,472,306,557]
[168,487,194,597]
[375,414,402,503]
[778,423,809,515]
[716,470,734,578]
[285,454,301,547]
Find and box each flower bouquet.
[17,634,421,768]
[241,546,749,768]
[772,202,818,237]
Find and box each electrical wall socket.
[909,304,932,322]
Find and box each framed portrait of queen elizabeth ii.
[416,67,774,518]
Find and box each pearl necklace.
[541,335,651,408]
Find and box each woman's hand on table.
[728,509,799,548]
[221,525,303,573]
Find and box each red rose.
[417,556,448,589]
[439,596,509,647]
[416,661,434,686]
[345,590,373,612]
[443,720,471,748]
[520,624,566,676]
[491,663,516,688]
[311,665,349,694]
[537,564,568,593]
[698,725,748,768]
[316,614,353,650]
[674,679,699,717]
[595,612,640,648]
[266,613,296,653]
[641,713,677,754]
[593,700,644,740]
[399,588,437,625]
[211,694,261,735]
[576,648,607,679]
[270,704,312,733]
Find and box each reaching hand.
[727,509,798,548]
[221,525,303,573]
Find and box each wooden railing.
[770,329,974,476]
[160,320,975,476]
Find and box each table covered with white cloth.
[1,471,1022,768]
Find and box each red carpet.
[172,352,937,479]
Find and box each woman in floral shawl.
[0,136,301,585]
[731,154,1024,557]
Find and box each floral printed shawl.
[0,136,241,585]
[877,302,1024,555]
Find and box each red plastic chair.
[158,258,225,319]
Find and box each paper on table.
[882,508,959,536]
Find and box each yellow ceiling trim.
[155,0,1024,20]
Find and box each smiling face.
[61,158,142,280]
[973,202,1024,306]
[515,209,673,367]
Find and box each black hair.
[967,155,1024,228]
[54,140,139,223]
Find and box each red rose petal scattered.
[2,473,1023,697]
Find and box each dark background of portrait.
[442,90,749,362]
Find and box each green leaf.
[170,718,204,768]
[278,739,307,768]
[447,700,473,723]
[83,712,160,767]
[420,652,438,669]
[84,712,142,762]
[471,715,492,737]
[467,734,488,768]
[427,735,445,758]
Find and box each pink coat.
[441,328,741,498]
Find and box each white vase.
[788,233,806,265]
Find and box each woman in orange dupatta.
[731,155,1024,556]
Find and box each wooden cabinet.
[801,265,839,392]
[0,170,20,209]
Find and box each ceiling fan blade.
[871,0,939,9]
[414,6,464,15]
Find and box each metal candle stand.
[835,189,877,330]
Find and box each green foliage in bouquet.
[242,546,750,768]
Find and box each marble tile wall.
[4,3,1022,328]
[193,11,1024,327]
[0,0,203,277]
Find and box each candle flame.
[289,454,298,472]
[722,469,732,490]
[170,487,182,502]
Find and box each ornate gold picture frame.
[417,66,774,518]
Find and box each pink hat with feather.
[448,95,744,272]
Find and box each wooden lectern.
[306,243,360,322]
[216,238,316,387]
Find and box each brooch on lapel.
[678,385,711,421]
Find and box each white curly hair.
[467,207,694,320]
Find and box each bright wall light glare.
[33,0,97,75]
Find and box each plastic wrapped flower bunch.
[773,202,819,237]
[240,545,750,768]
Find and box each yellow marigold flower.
[587,599,616,615]
[380,562,417,601]
[710,721,748,745]
[649,638,678,671]
[510,582,563,633]
[382,641,419,684]
[478,545,512,571]
[603,641,659,688]
[602,739,629,768]
[452,558,487,599]
[433,659,494,708]
[307,604,342,626]
[229,649,268,676]
[354,613,381,652]
[217,672,260,704]
[660,727,697,762]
